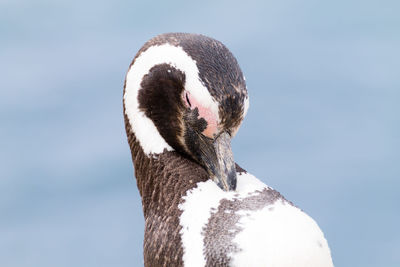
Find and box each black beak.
[197,132,237,191]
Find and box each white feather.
[179,172,333,267]
[231,200,333,267]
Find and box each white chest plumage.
[179,172,333,267]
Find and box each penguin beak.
[212,132,237,191]
[198,131,237,191]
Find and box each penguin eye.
[185,91,192,107]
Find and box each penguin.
[123,32,334,267]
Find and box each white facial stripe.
[124,44,219,155]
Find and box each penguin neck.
[125,119,208,217]
[125,120,207,266]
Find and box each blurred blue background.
[1,0,399,266]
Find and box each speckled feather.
[202,186,286,266]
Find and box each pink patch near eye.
[183,91,218,138]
